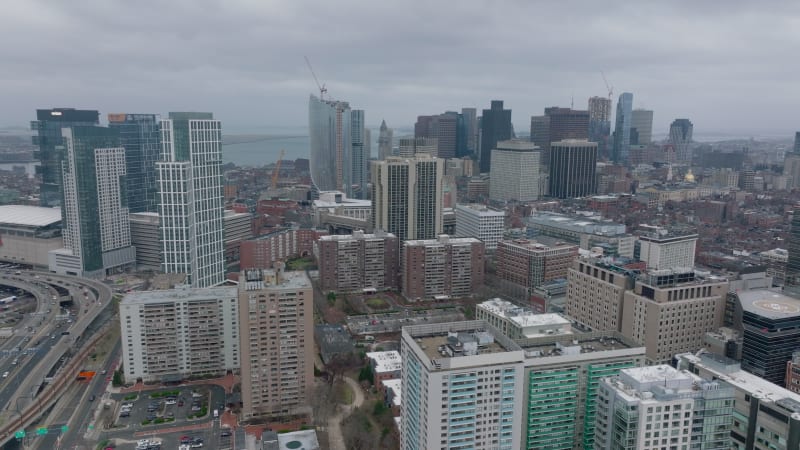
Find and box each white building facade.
[454,203,504,251]
[489,140,541,202]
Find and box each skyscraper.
[588,96,612,158]
[669,118,694,162]
[530,107,589,167]
[350,109,368,198]
[378,119,393,160]
[630,109,654,145]
[308,94,352,195]
[49,126,136,277]
[548,139,598,198]
[461,107,478,158]
[157,112,225,288]
[795,132,800,154]
[108,113,161,213]
[788,206,800,297]
[479,100,512,173]
[489,140,541,202]
[398,137,437,157]
[371,154,443,241]
[612,92,633,165]
[31,108,99,207]
[415,112,459,159]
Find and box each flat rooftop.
[518,332,641,359]
[0,205,62,227]
[121,286,237,305]
[527,211,627,236]
[737,289,800,320]
[404,236,481,246]
[455,203,504,216]
[240,269,311,291]
[404,321,522,362]
[366,351,402,373]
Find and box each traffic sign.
[14,430,25,439]
[36,427,48,436]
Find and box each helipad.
[738,289,800,320]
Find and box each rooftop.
[366,351,402,373]
[403,321,522,366]
[526,211,627,237]
[737,289,800,320]
[0,205,62,227]
[499,238,576,252]
[404,235,481,247]
[240,268,311,291]
[477,299,570,330]
[455,203,505,216]
[277,430,320,450]
[383,378,402,406]
[517,331,642,359]
[319,230,395,241]
[121,285,238,306]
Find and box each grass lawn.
[365,297,390,310]
[286,256,315,270]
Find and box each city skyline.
[2,2,800,137]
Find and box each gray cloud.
[2,0,799,137]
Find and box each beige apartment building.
[238,267,314,419]
[621,270,728,364]
[566,258,637,333]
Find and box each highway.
[0,270,114,446]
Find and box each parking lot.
[112,387,219,428]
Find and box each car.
[177,400,184,407]
[180,436,192,444]
[146,413,156,421]
[118,411,130,418]
[165,399,176,405]
[191,405,201,411]
[89,394,95,402]
[220,430,232,437]
[2,372,8,378]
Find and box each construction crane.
[304,56,327,100]
[271,149,285,190]
[601,71,613,101]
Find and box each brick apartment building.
[401,235,484,301]
[496,238,578,297]
[316,231,399,292]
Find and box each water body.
[222,135,310,167]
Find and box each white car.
[165,399,176,405]
[2,372,8,378]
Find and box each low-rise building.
[526,211,634,258]
[0,205,63,268]
[476,298,571,339]
[366,350,402,392]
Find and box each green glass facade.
[525,367,578,449]
[583,362,636,449]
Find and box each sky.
[2,0,800,137]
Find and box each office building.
[630,109,654,145]
[308,95,353,195]
[566,257,638,333]
[594,365,734,450]
[461,107,478,158]
[0,205,63,268]
[495,238,578,297]
[479,100,513,174]
[489,140,541,202]
[525,211,635,258]
[316,231,399,292]
[612,92,633,165]
[635,225,698,270]
[239,267,313,419]
[31,108,99,207]
[371,154,443,241]
[530,107,590,167]
[398,136,437,157]
[400,321,525,450]
[48,126,136,277]
[787,351,800,394]
[519,330,645,450]
[108,113,161,213]
[415,112,459,159]
[669,118,694,162]
[157,112,225,288]
[734,290,800,385]
[378,120,393,160]
[129,212,161,270]
[476,298,572,339]
[621,270,728,364]
[350,109,369,198]
[401,235,484,301]
[548,139,598,198]
[454,203,504,251]
[676,351,800,450]
[119,286,240,383]
[588,96,612,157]
[223,210,253,264]
[785,207,800,297]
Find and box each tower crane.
[304,56,327,100]
[601,71,613,101]
[271,149,285,190]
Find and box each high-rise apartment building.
[401,235,484,301]
[621,269,728,364]
[566,258,637,333]
[371,154,443,241]
[238,268,313,419]
[630,109,654,145]
[309,94,353,195]
[489,140,541,202]
[239,229,322,269]
[734,289,800,385]
[119,286,240,383]
[594,365,734,450]
[676,351,800,450]
[108,113,161,213]
[612,92,633,165]
[316,231,399,292]
[48,126,136,277]
[669,118,694,162]
[350,109,368,198]
[378,120,393,160]
[479,100,513,174]
[31,108,100,207]
[496,238,578,296]
[785,206,800,297]
[454,203,504,251]
[635,225,698,270]
[156,112,225,288]
[548,139,598,198]
[400,321,525,450]
[461,107,478,158]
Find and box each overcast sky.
[2,0,799,137]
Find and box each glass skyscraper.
[31,108,99,207]
[157,112,225,288]
[108,113,161,213]
[479,100,513,174]
[308,94,353,196]
[612,92,633,165]
[350,109,368,199]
